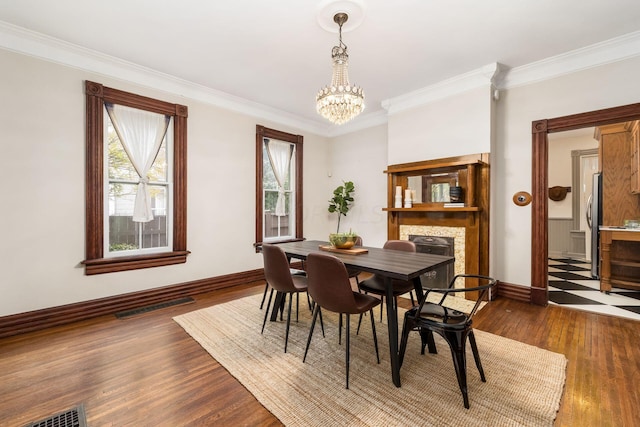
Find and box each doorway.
[547,130,598,262]
[530,102,640,306]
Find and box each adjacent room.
[2,1,640,426]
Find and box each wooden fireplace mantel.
[384,153,490,281]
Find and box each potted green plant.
[328,181,358,248]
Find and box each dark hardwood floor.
[1,280,639,426]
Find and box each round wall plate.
[316,0,366,33]
[513,191,532,206]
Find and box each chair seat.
[290,268,306,276]
[407,303,468,327]
[346,266,361,278]
[291,275,308,292]
[358,275,415,296]
[352,292,381,314]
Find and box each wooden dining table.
[272,239,454,387]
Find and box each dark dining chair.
[303,252,381,389]
[399,274,497,409]
[261,243,309,353]
[260,265,306,310]
[356,240,417,330]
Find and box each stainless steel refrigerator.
[587,172,602,278]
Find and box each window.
[255,125,303,248]
[83,81,189,274]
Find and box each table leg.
[385,277,401,387]
[411,277,424,303]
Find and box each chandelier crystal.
[316,13,365,125]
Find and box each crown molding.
[381,63,501,116]
[325,109,388,137]
[497,30,640,89]
[0,21,330,136]
[3,19,640,136]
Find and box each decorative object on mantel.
[513,191,532,206]
[316,12,365,125]
[395,186,403,208]
[404,188,413,208]
[449,185,463,203]
[548,186,571,201]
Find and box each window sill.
[82,250,190,275]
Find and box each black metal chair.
[260,243,309,353]
[399,274,497,409]
[303,252,381,389]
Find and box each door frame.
[531,102,640,305]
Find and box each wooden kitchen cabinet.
[631,121,640,194]
[599,228,640,292]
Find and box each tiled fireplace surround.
[400,225,465,291]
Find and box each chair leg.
[296,293,299,323]
[345,313,350,389]
[259,283,269,309]
[409,291,415,306]
[369,308,380,364]
[468,330,486,382]
[419,328,438,355]
[338,313,343,345]
[318,306,325,337]
[284,294,293,353]
[444,330,471,409]
[261,289,274,334]
[356,312,364,335]
[303,304,321,363]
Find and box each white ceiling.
[2,0,640,134]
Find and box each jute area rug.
[174,294,566,426]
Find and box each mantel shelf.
[383,207,480,212]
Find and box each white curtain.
[106,103,170,223]
[265,139,293,217]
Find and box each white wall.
[0,49,332,316]
[387,86,493,165]
[4,47,640,317]
[494,55,640,286]
[328,124,388,248]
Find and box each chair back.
[383,240,415,253]
[416,274,497,323]
[262,244,297,293]
[307,252,358,313]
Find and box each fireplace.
[408,235,455,289]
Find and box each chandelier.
[316,12,365,125]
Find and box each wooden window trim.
[255,125,303,251]
[83,81,189,275]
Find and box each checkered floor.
[548,258,640,321]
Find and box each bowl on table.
[329,233,359,249]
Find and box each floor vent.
[25,404,87,427]
[115,296,195,319]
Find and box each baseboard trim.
[497,281,532,303]
[0,268,265,339]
